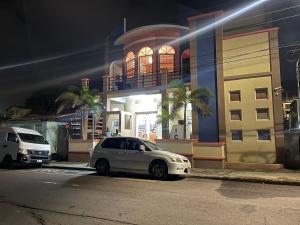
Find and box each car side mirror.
[15,137,19,143]
[139,145,146,151]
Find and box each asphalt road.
[0,168,300,225]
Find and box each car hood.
[19,142,51,151]
[151,150,188,160]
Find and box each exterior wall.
[155,139,225,169]
[224,76,276,163]
[68,140,98,162]
[223,32,271,77]
[188,12,225,142]
[223,30,280,164]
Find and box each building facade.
[102,11,284,169]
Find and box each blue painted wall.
[196,19,219,142]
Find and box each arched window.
[159,45,175,73]
[181,49,190,82]
[125,52,135,78]
[138,47,153,75]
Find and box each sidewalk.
[44,161,300,186]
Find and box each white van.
[0,127,51,168]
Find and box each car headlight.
[18,149,28,155]
[169,157,183,163]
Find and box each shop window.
[230,110,242,121]
[257,129,271,141]
[256,88,268,100]
[125,52,135,78]
[159,45,175,73]
[138,47,153,75]
[231,130,243,141]
[229,91,241,102]
[256,108,269,120]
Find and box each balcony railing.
[108,72,190,92]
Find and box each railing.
[108,72,190,92]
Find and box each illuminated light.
[168,0,270,46]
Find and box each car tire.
[1,155,13,169]
[150,161,168,180]
[96,159,110,176]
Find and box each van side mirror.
[15,137,19,143]
[139,145,146,151]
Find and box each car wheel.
[151,161,168,180]
[1,155,13,169]
[96,159,110,176]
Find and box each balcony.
[107,72,190,92]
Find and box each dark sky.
[0,0,299,112]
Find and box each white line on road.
[43,181,57,185]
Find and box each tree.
[55,85,102,140]
[160,80,212,139]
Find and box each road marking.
[43,181,57,185]
[113,177,157,183]
[72,184,79,187]
[21,168,94,177]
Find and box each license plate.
[37,160,42,163]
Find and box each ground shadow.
[216,180,300,199]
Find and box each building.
[98,10,284,169]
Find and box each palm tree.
[160,80,212,139]
[56,85,102,140]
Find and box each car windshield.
[17,133,49,144]
[142,140,162,151]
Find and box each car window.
[7,133,17,142]
[101,138,126,150]
[126,138,140,151]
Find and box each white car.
[90,137,191,180]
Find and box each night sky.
[0,0,299,112]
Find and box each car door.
[101,137,126,170]
[124,138,150,172]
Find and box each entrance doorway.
[136,113,158,141]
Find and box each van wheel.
[1,155,13,169]
[150,161,168,180]
[96,159,110,176]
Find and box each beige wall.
[223,32,271,77]
[224,76,276,163]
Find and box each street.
[0,168,300,225]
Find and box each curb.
[43,164,95,172]
[42,165,300,186]
[187,174,300,186]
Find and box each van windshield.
[17,133,49,144]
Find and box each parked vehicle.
[0,127,51,168]
[90,137,191,180]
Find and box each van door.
[5,132,19,161]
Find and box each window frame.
[230,129,243,142]
[158,45,175,73]
[229,90,241,102]
[7,132,18,143]
[125,52,135,78]
[256,108,270,120]
[257,129,271,141]
[138,47,153,75]
[230,109,242,121]
[255,88,268,100]
[101,137,126,150]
